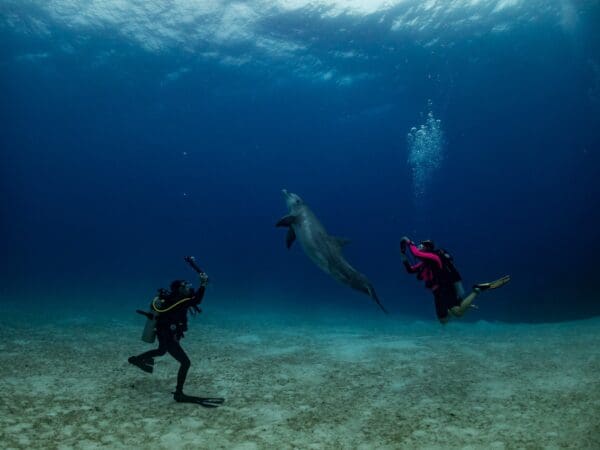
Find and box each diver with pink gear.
[400,236,510,324]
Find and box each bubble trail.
[407,105,445,199]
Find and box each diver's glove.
[199,272,209,287]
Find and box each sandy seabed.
[0,310,598,449]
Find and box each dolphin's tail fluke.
[367,285,388,314]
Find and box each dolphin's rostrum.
[276,189,388,314]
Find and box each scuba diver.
[400,236,510,324]
[128,256,224,407]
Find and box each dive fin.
[174,392,224,408]
[286,228,296,249]
[474,275,511,292]
[276,215,297,227]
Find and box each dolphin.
[276,189,388,314]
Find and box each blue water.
[1,1,599,322]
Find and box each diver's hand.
[198,272,209,286]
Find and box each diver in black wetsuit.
[128,260,223,407]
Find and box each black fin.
[276,215,297,227]
[174,392,224,408]
[286,228,296,249]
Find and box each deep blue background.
[1,5,599,322]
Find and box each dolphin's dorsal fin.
[331,236,351,249]
[276,215,297,228]
[286,228,296,249]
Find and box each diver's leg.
[167,340,191,395]
[128,353,156,373]
[433,290,450,325]
[169,347,224,407]
[167,341,225,407]
[451,276,511,317]
[450,288,481,317]
[129,334,167,372]
[454,281,466,300]
[136,335,168,361]
[136,348,165,361]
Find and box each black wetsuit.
[137,286,205,394]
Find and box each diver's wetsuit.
[136,286,205,394]
[404,243,462,321]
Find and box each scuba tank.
[137,288,168,343]
[141,309,157,343]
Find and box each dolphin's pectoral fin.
[286,228,296,249]
[276,215,297,227]
[331,236,351,248]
